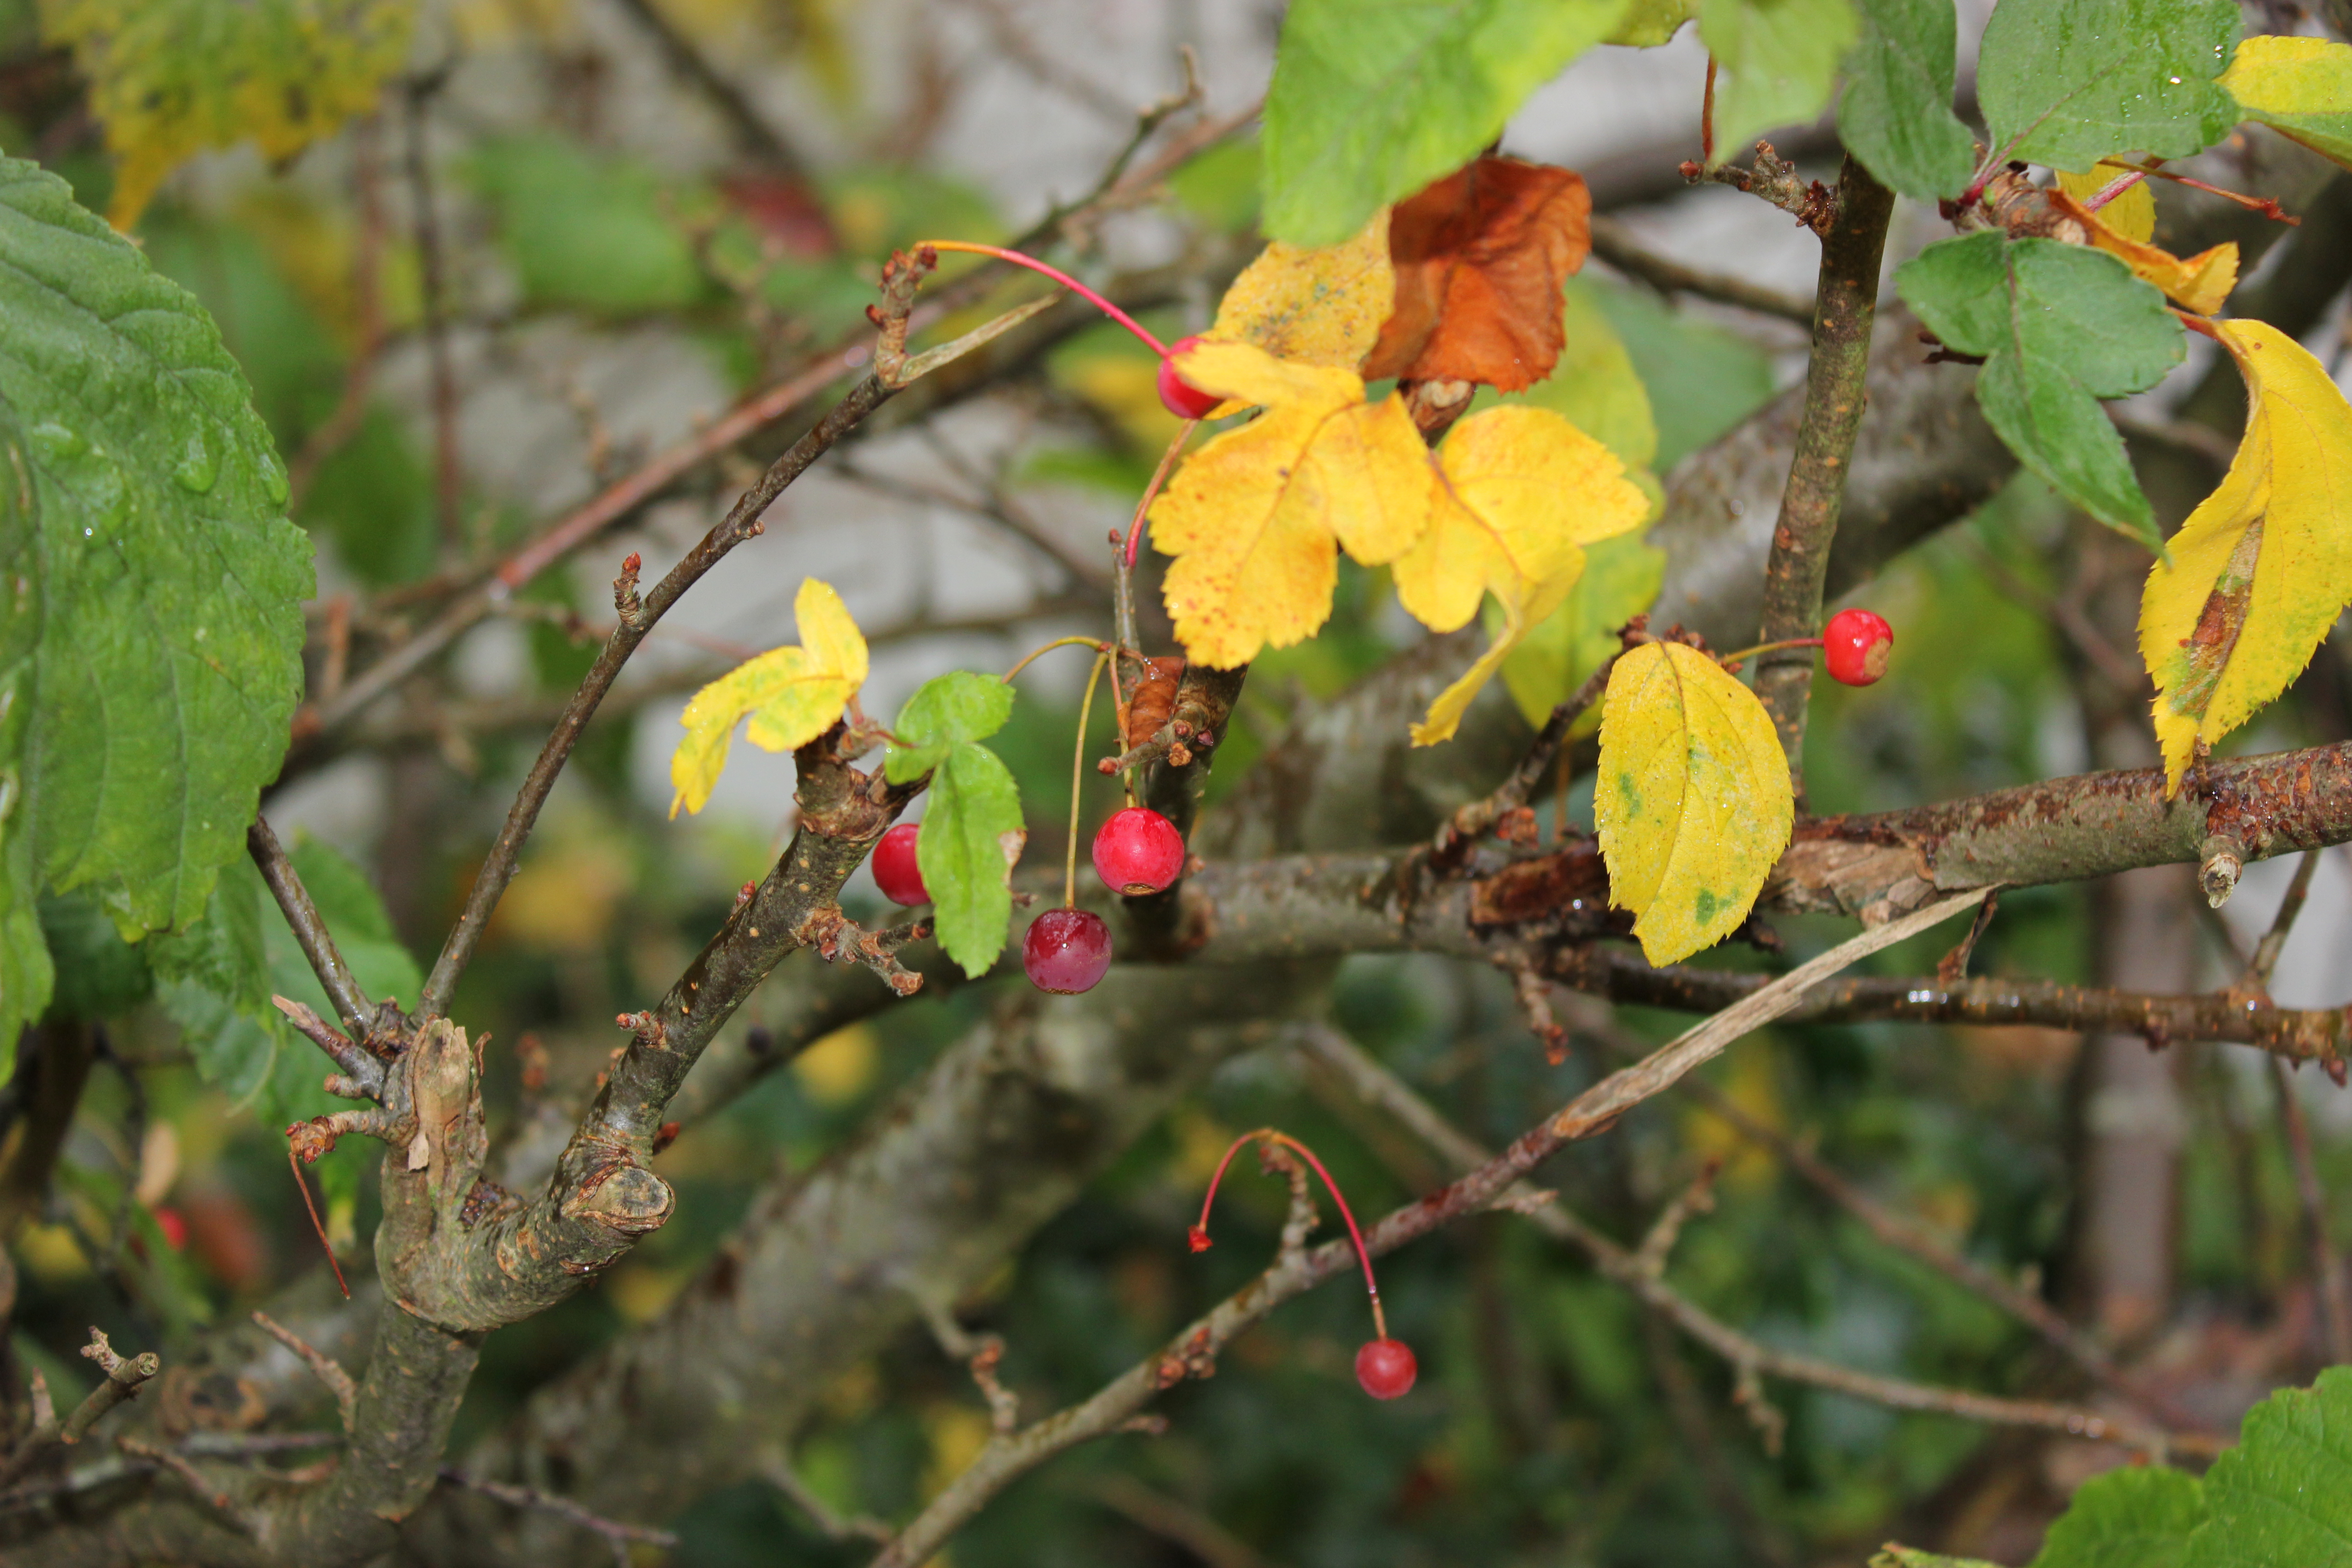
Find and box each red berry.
[1024,907,1113,994]
[153,1205,188,1251]
[1355,1337,1417,1400]
[1823,608,1893,686]
[872,822,929,905]
[1092,806,1186,895]
[1157,336,1222,420]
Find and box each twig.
[862,892,1992,1568]
[1749,154,1896,799]
[438,1467,679,1564]
[763,1448,894,1543]
[609,0,815,177]
[114,1436,231,1515]
[247,818,375,1037]
[1633,1159,1720,1278]
[0,1328,161,1490]
[403,77,462,553]
[1431,655,1616,863]
[1081,1473,1283,1568]
[250,1311,358,1434]
[1681,140,1838,234]
[1588,215,1815,325]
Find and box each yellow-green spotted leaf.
[1594,642,1793,965]
[670,579,867,817]
[2138,319,2352,795]
[40,0,418,229]
[2220,34,2352,174]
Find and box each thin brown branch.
[1588,214,1815,325]
[1081,1474,1284,1568]
[403,78,462,553]
[609,0,816,177]
[2270,1056,2352,1362]
[763,1450,895,1544]
[1431,655,1615,864]
[248,817,376,1037]
[1681,140,1839,233]
[0,1328,160,1490]
[1750,155,1896,798]
[114,1436,233,1517]
[438,1466,678,1563]
[250,1311,358,1435]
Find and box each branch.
[608,0,815,178]
[250,1312,358,1435]
[1588,214,1815,325]
[437,1467,677,1565]
[247,818,375,1037]
[0,1328,160,1490]
[1750,154,1896,795]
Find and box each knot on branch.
[799,904,929,996]
[612,549,644,627]
[870,245,939,384]
[1682,142,1837,235]
[565,1161,675,1240]
[286,1107,400,1163]
[1152,1324,1218,1390]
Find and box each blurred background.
[4,0,2352,1562]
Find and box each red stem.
[1192,1128,1389,1336]
[1700,57,1718,165]
[919,240,1174,356]
[1123,419,1197,570]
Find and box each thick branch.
[1751,155,1896,791]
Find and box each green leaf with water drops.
[0,154,310,1064]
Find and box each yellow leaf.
[1593,642,1794,965]
[1207,208,1396,370]
[2047,188,2238,316]
[2054,163,2155,244]
[1150,340,1433,668]
[39,0,416,230]
[2138,319,2352,795]
[670,579,868,816]
[2220,35,2352,174]
[1397,406,1649,745]
[1497,533,1668,731]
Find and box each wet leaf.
[2055,163,2156,243]
[1976,0,2241,175]
[1261,0,1630,246]
[1896,230,2183,549]
[1209,210,1396,371]
[670,579,867,817]
[2219,34,2352,174]
[1838,0,1975,200]
[2138,319,2352,795]
[1700,0,1859,164]
[1396,406,1648,744]
[916,745,1024,978]
[1363,157,1592,392]
[2182,1367,2352,1568]
[39,0,417,229]
[2046,187,2238,315]
[1150,340,1434,668]
[1594,641,1793,965]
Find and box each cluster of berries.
[871,805,1187,995]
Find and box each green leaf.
[1895,230,2182,549]
[886,671,1018,784]
[466,134,710,317]
[1261,0,1632,247]
[37,0,416,228]
[1586,279,1779,469]
[1512,281,1659,471]
[0,157,310,1056]
[1699,0,1859,164]
[916,745,1025,978]
[34,890,152,1021]
[1838,0,1976,199]
[1976,0,2241,174]
[2032,1465,2205,1568]
[2220,35,2352,175]
[2185,1367,2352,1568]
[1606,0,1695,46]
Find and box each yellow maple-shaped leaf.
[1396,406,1649,745]
[670,579,868,817]
[2054,164,2155,244]
[2047,188,2238,316]
[2220,35,2352,174]
[1593,642,1794,965]
[1149,339,1433,668]
[1206,209,1395,370]
[2139,319,2352,795]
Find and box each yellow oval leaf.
[2054,164,2155,245]
[1396,405,1649,745]
[1207,208,1395,370]
[1593,642,1794,965]
[1151,341,1434,668]
[669,578,868,817]
[2139,319,2352,795]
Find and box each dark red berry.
[1823,608,1893,686]
[1355,1338,1417,1400]
[1024,907,1113,994]
[1158,335,1222,420]
[1092,806,1186,895]
[872,822,929,905]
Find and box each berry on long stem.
[1064,652,1107,911]
[918,240,1172,355]
[1191,1129,1396,1347]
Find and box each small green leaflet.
[886,672,1024,977]
[1838,0,1975,200]
[1895,231,2182,551]
[0,157,311,1070]
[1699,0,1858,166]
[1261,0,1632,247]
[1976,0,2241,174]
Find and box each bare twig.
[247,817,375,1037]
[114,1436,232,1516]
[0,1328,161,1490]
[1082,1473,1283,1568]
[762,1448,895,1543]
[250,1311,358,1434]
[609,0,816,177]
[1588,214,1815,325]
[1431,655,1617,862]
[1682,140,1838,233]
[438,1467,679,1564]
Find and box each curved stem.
[1065,653,1109,908]
[1717,635,1824,668]
[1191,1128,1388,1335]
[1003,634,1108,684]
[1123,419,1198,571]
[920,240,1173,357]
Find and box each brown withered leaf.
[1363,157,1593,393]
[1122,656,1186,750]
